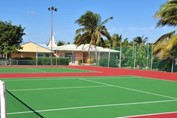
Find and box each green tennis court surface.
[0,67,89,73]
[2,76,177,118]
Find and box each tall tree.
[0,21,25,58]
[133,36,148,46]
[75,11,113,47]
[103,34,123,48]
[153,31,175,56]
[121,38,130,46]
[153,31,177,72]
[154,0,177,72]
[154,0,177,27]
[57,40,65,46]
[112,34,122,48]
[132,36,148,69]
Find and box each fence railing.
[0,45,176,72]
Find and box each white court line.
[7,99,177,115]
[9,85,108,92]
[3,76,124,82]
[7,76,127,81]
[79,78,177,100]
[117,111,177,118]
[3,77,80,82]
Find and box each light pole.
[48,6,57,65]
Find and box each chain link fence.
[0,45,176,72]
[120,45,176,72]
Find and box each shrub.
[78,60,82,65]
[12,57,35,65]
[37,58,50,65]
[37,58,70,65]
[99,54,118,67]
[57,58,70,65]
[99,58,108,67]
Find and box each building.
[55,44,119,64]
[11,36,119,65]
[11,42,51,59]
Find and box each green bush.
[37,58,50,65]
[109,57,118,67]
[57,58,70,65]
[99,57,118,67]
[37,58,70,65]
[99,58,108,67]
[12,57,35,65]
[99,52,118,67]
[78,60,82,65]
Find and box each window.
[65,52,75,63]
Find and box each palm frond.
[100,26,112,40]
[75,11,112,48]
[153,30,177,60]
[166,34,177,51]
[154,0,177,26]
[154,30,175,45]
[73,34,81,44]
[76,28,87,34]
[75,11,98,29]
[100,17,113,26]
[75,32,90,46]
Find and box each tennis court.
[2,75,177,118]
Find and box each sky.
[0,0,176,44]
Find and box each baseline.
[7,99,177,115]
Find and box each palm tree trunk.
[171,59,174,72]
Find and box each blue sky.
[0,0,176,44]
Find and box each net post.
[0,81,6,118]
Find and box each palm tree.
[133,36,148,46]
[75,11,113,47]
[57,40,65,46]
[132,36,148,69]
[103,34,122,49]
[121,38,130,47]
[153,31,177,72]
[153,31,175,55]
[154,0,177,27]
[154,0,177,72]
[112,34,122,48]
